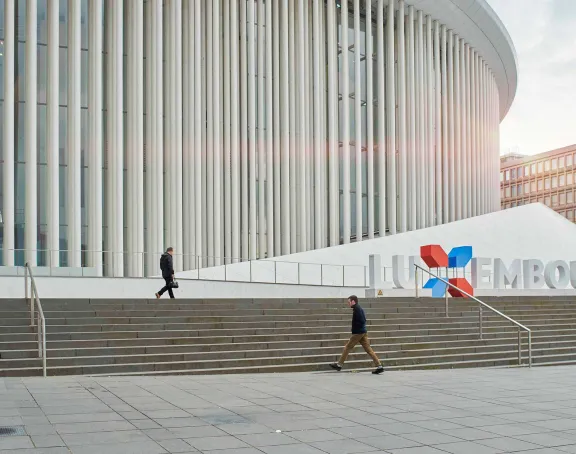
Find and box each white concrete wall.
[0,276,363,300]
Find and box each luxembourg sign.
[388,244,576,295]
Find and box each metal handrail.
[24,263,47,377]
[414,264,532,368]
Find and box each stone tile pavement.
[3,366,576,453]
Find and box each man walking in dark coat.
[155,247,176,299]
[329,295,384,374]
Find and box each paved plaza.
[3,367,576,453]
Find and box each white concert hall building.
[0,0,517,277]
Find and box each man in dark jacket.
[155,247,176,299]
[329,295,384,374]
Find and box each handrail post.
[42,312,47,377]
[528,331,532,368]
[415,268,419,299]
[479,305,483,340]
[445,291,449,318]
[518,330,522,365]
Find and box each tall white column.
[453,35,461,221]
[106,0,124,277]
[441,25,449,224]
[416,10,425,228]
[248,0,257,259]
[88,0,103,275]
[2,0,15,266]
[460,40,468,219]
[473,53,480,215]
[407,7,416,231]
[470,49,477,217]
[341,0,351,244]
[433,21,442,225]
[240,0,249,259]
[313,0,322,246]
[230,0,240,262]
[183,0,194,269]
[465,45,473,218]
[47,0,59,268]
[266,0,274,257]
[222,0,231,264]
[354,0,362,242]
[280,0,291,253]
[396,0,407,233]
[25,0,38,266]
[211,0,221,265]
[272,1,282,255]
[447,31,455,222]
[145,0,163,275]
[327,0,339,246]
[287,2,296,250]
[366,0,375,238]
[126,0,144,277]
[377,0,386,236]
[205,0,214,266]
[258,0,266,257]
[386,0,397,235]
[67,0,82,268]
[425,16,434,226]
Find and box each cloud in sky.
[488,0,576,156]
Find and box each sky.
[487,0,576,156]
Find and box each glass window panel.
[569,173,573,185]
[538,180,543,191]
[545,160,550,171]
[552,158,557,170]
[552,176,557,188]
[544,178,550,190]
[510,169,516,179]
[538,162,543,173]
[545,196,550,206]
[560,174,565,186]
[560,192,566,205]
[511,186,516,197]
[505,187,511,197]
[560,156,565,168]
[569,191,574,204]
[552,195,558,206]
[567,155,573,167]
[531,163,536,174]
[524,182,530,194]
[524,165,530,176]
[532,181,537,192]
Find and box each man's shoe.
[329,363,342,371]
[155,293,160,299]
[372,365,384,375]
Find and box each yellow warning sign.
[377,289,383,297]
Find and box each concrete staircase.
[1,297,576,377]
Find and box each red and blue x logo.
[420,245,474,298]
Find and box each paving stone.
[433,441,504,454]
[60,429,149,446]
[185,435,250,451]
[238,432,298,447]
[0,435,34,450]
[360,435,422,450]
[310,438,379,453]
[68,440,168,454]
[478,436,543,451]
[157,439,195,453]
[30,435,66,448]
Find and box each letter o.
[544,260,570,289]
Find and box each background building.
[500,144,576,222]
[0,0,517,277]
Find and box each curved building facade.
[0,0,517,276]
